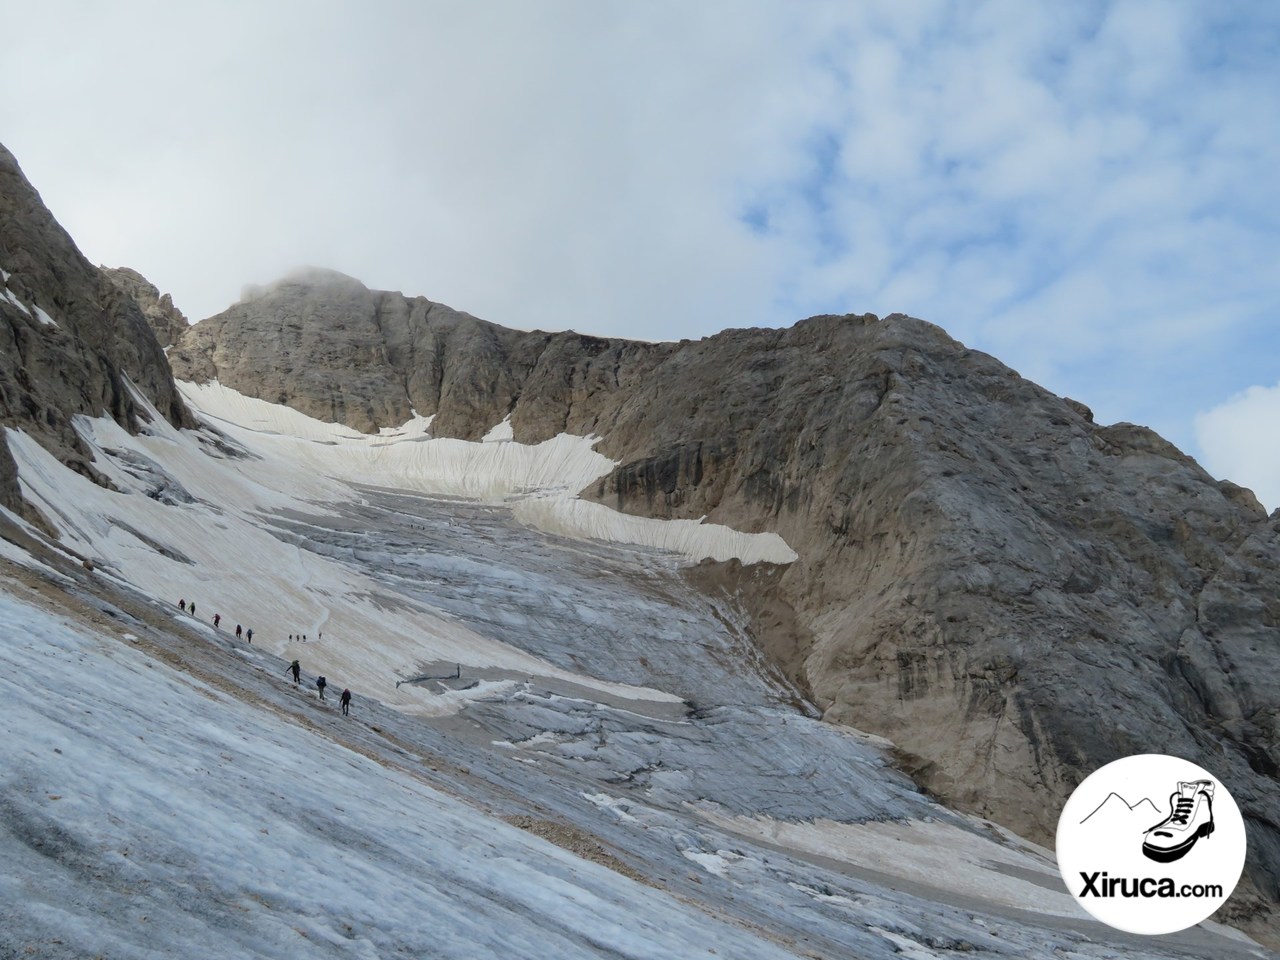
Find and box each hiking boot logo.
[1142,780,1214,863]
[1055,754,1246,936]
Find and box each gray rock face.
[169,268,552,436]
[0,142,193,519]
[174,274,1280,931]
[102,266,190,348]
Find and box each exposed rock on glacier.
[0,142,193,519]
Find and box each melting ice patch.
[177,381,797,564]
[514,498,797,565]
[0,267,57,326]
[483,415,514,442]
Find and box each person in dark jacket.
[316,676,327,700]
[287,660,300,684]
[179,599,186,612]
[213,613,221,628]
[235,624,242,639]
[246,628,253,644]
[340,688,351,716]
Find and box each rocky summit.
[172,270,1280,929]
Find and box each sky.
[1,0,1277,507]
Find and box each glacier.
[0,383,1269,958]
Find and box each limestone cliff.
[0,143,193,519]
[102,266,191,349]
[172,272,1280,928]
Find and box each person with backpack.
[246,628,253,644]
[287,660,300,684]
[235,624,242,639]
[213,613,221,628]
[316,676,327,700]
[178,599,186,612]
[340,688,351,716]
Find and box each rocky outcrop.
[169,268,545,435]
[0,143,193,518]
[102,266,190,348]
[173,273,1280,930]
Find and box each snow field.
[4,418,682,716]
[178,379,798,562]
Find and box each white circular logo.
[1056,754,1246,935]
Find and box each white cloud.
[1195,384,1280,513]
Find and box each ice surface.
[514,497,798,564]
[4,423,683,715]
[0,592,802,960]
[695,811,1077,917]
[178,379,797,562]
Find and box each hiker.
[235,624,242,639]
[316,676,327,700]
[340,688,351,716]
[289,634,293,641]
[213,613,221,628]
[287,660,300,684]
[190,602,196,616]
[179,599,186,612]
[246,628,253,644]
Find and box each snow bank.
[32,304,57,327]
[178,380,798,564]
[514,498,798,565]
[3,421,681,714]
[483,414,514,442]
[0,268,57,326]
[179,380,616,499]
[2,286,30,316]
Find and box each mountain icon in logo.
[1079,792,1161,826]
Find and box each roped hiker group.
[286,658,353,717]
[179,598,354,717]
[178,599,251,643]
